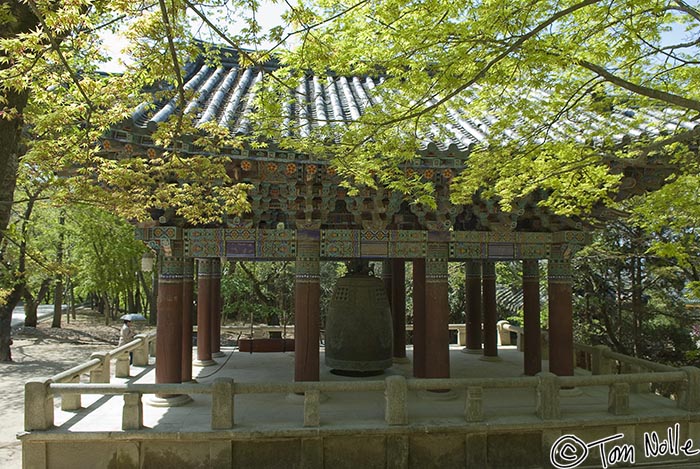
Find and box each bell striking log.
[325,273,393,374]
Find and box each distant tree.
[573,217,697,363]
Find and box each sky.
[98,3,697,74]
[99,1,288,73]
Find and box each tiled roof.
[127,47,697,157]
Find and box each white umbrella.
[119,313,147,321]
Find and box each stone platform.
[20,346,700,468]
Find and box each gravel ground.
[0,310,153,469]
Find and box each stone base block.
[479,355,502,362]
[417,389,458,401]
[146,394,193,407]
[193,359,217,367]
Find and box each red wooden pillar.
[391,259,407,362]
[548,255,574,376]
[181,258,194,382]
[412,259,427,378]
[464,261,482,354]
[194,259,216,367]
[210,258,224,358]
[481,261,499,360]
[523,259,542,376]
[425,236,450,380]
[153,255,190,405]
[295,230,320,382]
[382,260,393,308]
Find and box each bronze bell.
[325,265,393,374]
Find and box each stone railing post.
[211,378,234,430]
[122,392,143,430]
[541,334,549,360]
[304,390,321,427]
[464,386,483,422]
[622,364,645,393]
[61,375,81,411]
[536,372,560,420]
[496,321,511,346]
[608,382,630,415]
[517,331,525,352]
[149,336,156,357]
[385,376,408,425]
[591,345,612,375]
[115,352,130,378]
[680,366,700,412]
[89,352,110,383]
[25,378,54,431]
[133,334,149,366]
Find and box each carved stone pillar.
[181,258,194,382]
[295,230,320,382]
[391,259,408,362]
[194,259,216,367]
[463,261,482,354]
[481,261,500,361]
[412,259,426,378]
[425,236,450,380]
[523,259,542,376]
[210,258,224,358]
[548,255,574,377]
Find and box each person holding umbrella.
[119,313,143,363]
[118,319,136,347]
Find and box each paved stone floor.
[51,345,683,434]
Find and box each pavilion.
[20,44,699,469]
[96,45,677,401]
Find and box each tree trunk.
[0,12,36,355]
[51,213,65,328]
[127,288,136,313]
[0,286,22,362]
[23,278,51,327]
[68,277,76,322]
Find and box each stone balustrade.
[219,324,470,347]
[25,323,700,434]
[24,331,156,432]
[27,366,698,432]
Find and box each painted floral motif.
[286,163,297,175]
[442,169,453,179]
[124,144,133,153]
[267,162,278,172]
[102,140,111,150]
[241,160,252,171]
[147,148,157,159]
[424,169,434,179]
[306,164,317,175]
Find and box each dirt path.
[0,312,140,469]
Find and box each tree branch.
[364,0,603,128]
[577,60,700,112]
[674,0,700,23]
[158,0,186,133]
[26,0,96,115]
